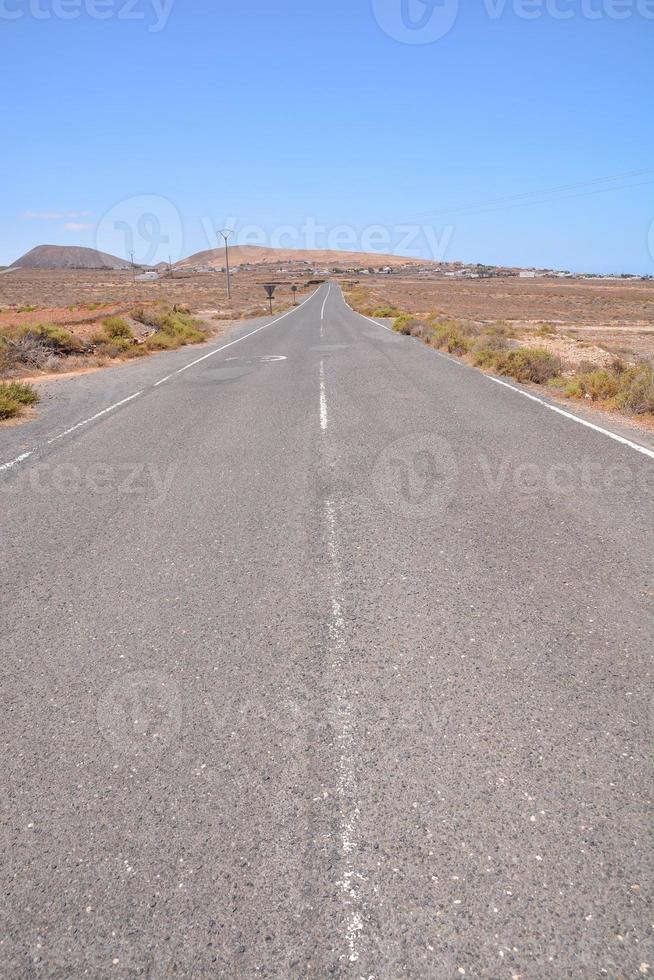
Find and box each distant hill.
[11,245,131,271]
[176,244,438,270]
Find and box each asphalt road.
[1,283,652,979]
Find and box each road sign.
[263,283,277,315]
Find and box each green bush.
[576,369,619,402]
[393,313,426,337]
[430,321,470,355]
[133,305,205,349]
[101,316,133,340]
[0,381,39,418]
[0,390,19,419]
[564,379,584,399]
[474,346,561,384]
[371,306,402,318]
[615,363,654,415]
[144,332,179,351]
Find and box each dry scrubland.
[346,275,654,428]
[0,268,312,418]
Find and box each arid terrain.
[346,274,654,360]
[0,267,313,334]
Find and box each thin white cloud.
[23,210,92,221]
[64,222,93,232]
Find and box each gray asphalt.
[1,283,652,979]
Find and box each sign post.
[263,283,277,316]
[291,285,298,306]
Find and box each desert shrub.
[474,347,561,384]
[131,305,163,327]
[18,323,85,354]
[564,379,584,399]
[576,369,619,402]
[101,316,133,340]
[0,389,19,419]
[144,332,180,351]
[2,381,39,405]
[472,346,502,368]
[430,321,470,355]
[132,305,205,348]
[0,381,39,418]
[615,363,654,415]
[536,323,557,335]
[157,310,205,345]
[371,306,402,318]
[94,338,135,358]
[393,315,438,342]
[472,332,511,354]
[0,331,50,369]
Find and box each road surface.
[1,283,652,978]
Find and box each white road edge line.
[0,451,34,473]
[0,287,322,473]
[46,391,144,443]
[339,287,654,462]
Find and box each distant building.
[519,270,537,279]
[135,271,159,281]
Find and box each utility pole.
[218,229,233,299]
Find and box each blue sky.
[2,0,653,273]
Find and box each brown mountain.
[11,245,131,271]
[176,244,436,270]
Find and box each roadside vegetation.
[345,289,654,425]
[0,380,40,420]
[0,303,208,384]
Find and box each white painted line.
[321,283,331,322]
[47,389,143,446]
[46,391,144,444]
[323,496,365,964]
[338,286,654,462]
[0,451,33,473]
[486,375,654,461]
[320,360,328,431]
